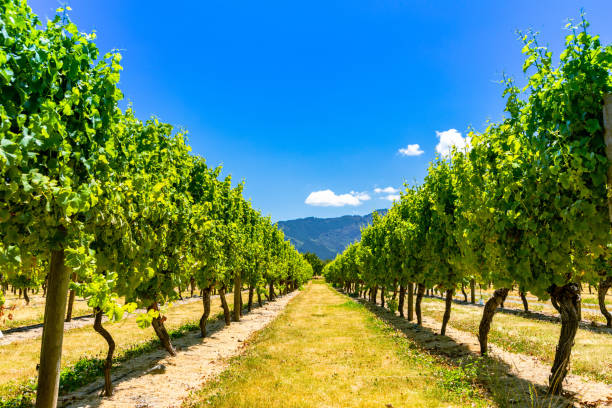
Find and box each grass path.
[185,281,493,408]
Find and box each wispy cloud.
[384,194,400,202]
[305,189,371,207]
[374,186,399,194]
[398,144,424,156]
[435,129,470,157]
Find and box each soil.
[59,291,299,408]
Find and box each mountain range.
[277,209,388,260]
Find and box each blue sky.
[28,0,612,221]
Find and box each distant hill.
[278,209,388,260]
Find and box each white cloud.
[352,191,371,201]
[435,129,471,157]
[374,186,399,194]
[385,194,400,202]
[398,144,424,156]
[305,189,371,207]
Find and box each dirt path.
[0,293,245,346]
[361,295,612,407]
[59,291,299,408]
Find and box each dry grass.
[1,288,199,330]
[184,281,494,408]
[467,287,610,303]
[447,288,610,325]
[0,291,249,396]
[1,292,92,329]
[419,298,612,384]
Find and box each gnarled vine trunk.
[477,287,509,355]
[398,285,405,317]
[240,287,244,316]
[380,287,385,308]
[233,272,241,322]
[470,279,475,304]
[460,283,467,302]
[407,282,414,321]
[248,285,254,312]
[65,272,77,322]
[257,291,263,307]
[149,302,176,356]
[199,287,211,337]
[598,277,612,327]
[219,286,231,326]
[440,289,454,336]
[93,307,115,396]
[549,283,581,395]
[269,282,275,301]
[415,283,425,326]
[520,290,529,312]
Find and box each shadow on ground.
[340,290,578,408]
[424,294,611,336]
[58,296,276,408]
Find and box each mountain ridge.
[278,209,388,260]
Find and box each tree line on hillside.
[303,252,328,276]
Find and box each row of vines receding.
[0,1,313,406]
[324,16,612,396]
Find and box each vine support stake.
[36,249,69,408]
[601,94,612,328]
[603,94,612,223]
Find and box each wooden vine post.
[604,95,612,223]
[36,250,70,408]
[600,95,612,328]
